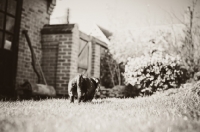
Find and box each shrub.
[100,49,125,88]
[124,52,188,96]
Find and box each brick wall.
[41,24,79,95]
[41,24,107,96]
[41,35,59,88]
[14,0,107,96]
[56,33,74,95]
[16,0,54,85]
[91,38,101,78]
[69,25,79,80]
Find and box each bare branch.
[156,4,184,24]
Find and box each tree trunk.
[117,64,121,85]
[107,60,115,87]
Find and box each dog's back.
[82,77,97,101]
[68,74,100,102]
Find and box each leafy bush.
[124,52,188,95]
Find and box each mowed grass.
[0,86,200,132]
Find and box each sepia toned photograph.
[0,0,200,132]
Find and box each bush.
[124,52,188,96]
[100,49,125,88]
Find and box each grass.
[0,86,200,132]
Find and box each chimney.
[67,8,70,24]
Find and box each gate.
[78,38,91,76]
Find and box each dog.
[68,74,100,103]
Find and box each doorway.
[0,0,22,96]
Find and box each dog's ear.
[77,74,84,87]
[91,77,100,92]
[92,77,99,84]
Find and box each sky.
[50,0,200,33]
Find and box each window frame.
[0,0,18,50]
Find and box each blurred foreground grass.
[0,86,200,132]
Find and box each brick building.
[0,0,110,97]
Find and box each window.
[0,0,17,50]
[0,0,22,95]
[7,0,17,16]
[0,0,6,11]
[0,13,4,29]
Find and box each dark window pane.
[0,0,6,11]
[0,12,4,29]
[7,0,17,16]
[4,34,13,50]
[6,16,15,33]
[0,32,3,48]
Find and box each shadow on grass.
[91,99,112,104]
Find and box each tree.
[100,49,124,88]
[160,0,200,77]
[108,30,155,63]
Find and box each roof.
[41,24,75,34]
[87,24,111,45]
[79,31,108,49]
[97,25,113,39]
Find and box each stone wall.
[96,86,126,98]
[96,85,137,99]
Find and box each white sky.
[50,0,200,32]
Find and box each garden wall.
[41,24,107,96]
[16,0,56,85]
[96,85,137,99]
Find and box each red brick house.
[0,0,110,97]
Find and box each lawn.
[0,85,200,132]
